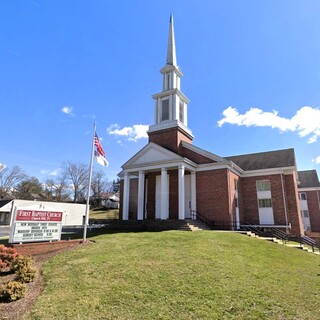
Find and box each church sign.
[9,209,63,243]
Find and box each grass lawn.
[89,207,119,219]
[26,231,320,320]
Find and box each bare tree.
[62,162,89,203]
[0,165,27,199]
[44,172,70,202]
[91,169,113,207]
[113,178,120,193]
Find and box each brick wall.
[148,127,192,154]
[306,190,320,232]
[196,169,230,222]
[241,174,287,225]
[146,172,157,219]
[169,170,179,219]
[10,240,81,256]
[241,173,303,236]
[119,177,139,220]
[240,176,259,225]
[129,178,138,220]
[285,174,304,236]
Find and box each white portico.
[119,143,197,220]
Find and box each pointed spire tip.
[166,14,177,66]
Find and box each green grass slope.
[27,231,320,320]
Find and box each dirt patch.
[0,242,88,320]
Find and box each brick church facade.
[118,16,319,237]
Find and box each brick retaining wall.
[7,240,83,256]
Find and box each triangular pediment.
[122,142,183,169]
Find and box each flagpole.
[83,122,96,242]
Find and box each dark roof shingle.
[225,148,296,171]
[298,170,320,188]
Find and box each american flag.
[94,133,105,157]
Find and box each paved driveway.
[0,226,10,238]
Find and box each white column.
[191,171,197,220]
[137,171,145,220]
[123,172,130,220]
[178,165,185,220]
[158,99,162,124]
[177,76,180,90]
[169,95,173,120]
[154,100,158,124]
[184,104,188,126]
[161,168,168,220]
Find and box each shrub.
[0,281,26,302]
[0,258,7,271]
[12,256,37,283]
[0,245,19,270]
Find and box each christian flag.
[94,133,109,167]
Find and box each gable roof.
[121,142,185,169]
[0,199,13,212]
[298,170,320,188]
[224,148,296,171]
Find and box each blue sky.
[1,0,320,182]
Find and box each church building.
[118,16,305,236]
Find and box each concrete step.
[186,219,211,231]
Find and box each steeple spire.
[166,14,177,66]
[148,15,193,151]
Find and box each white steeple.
[166,15,177,67]
[148,15,193,142]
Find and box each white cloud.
[61,106,74,116]
[41,169,60,176]
[313,156,320,164]
[108,123,149,142]
[218,106,320,143]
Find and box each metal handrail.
[191,210,214,229]
[190,210,241,231]
[241,223,263,236]
[272,228,289,243]
[300,235,318,252]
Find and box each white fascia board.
[122,142,183,168]
[241,166,297,177]
[118,171,139,181]
[298,187,320,192]
[176,90,190,103]
[160,65,183,77]
[196,162,242,176]
[118,170,124,178]
[152,89,190,104]
[148,121,194,139]
[124,158,197,174]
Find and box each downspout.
[227,169,234,230]
[317,189,320,213]
[280,173,289,227]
